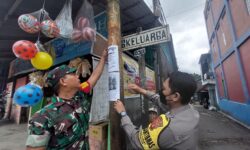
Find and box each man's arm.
[114,100,143,149]
[128,84,167,112]
[26,112,50,150]
[87,48,108,88]
[127,83,147,95]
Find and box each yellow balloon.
[31,52,53,70]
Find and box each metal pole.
[107,0,123,149]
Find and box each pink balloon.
[77,17,90,29]
[72,29,82,43]
[82,27,95,41]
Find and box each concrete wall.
[223,53,245,103]
[211,36,219,64]
[229,0,250,39]
[204,0,250,126]
[239,39,250,96]
[216,10,233,56]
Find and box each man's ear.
[59,78,66,86]
[172,92,181,101]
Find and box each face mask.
[159,89,175,105]
[159,90,167,105]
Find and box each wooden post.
[107,0,123,149]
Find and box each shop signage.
[134,48,145,58]
[122,25,170,51]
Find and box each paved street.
[0,105,250,150]
[0,120,27,150]
[196,105,250,150]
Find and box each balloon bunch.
[13,83,43,107]
[18,11,60,38]
[71,17,95,42]
[12,40,53,70]
[14,9,54,70]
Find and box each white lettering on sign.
[134,48,146,57]
[122,25,170,51]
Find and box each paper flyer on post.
[109,71,120,101]
[108,45,119,72]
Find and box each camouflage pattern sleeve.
[26,110,51,147]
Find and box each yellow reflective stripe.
[139,114,170,150]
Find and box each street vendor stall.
[2,0,178,149]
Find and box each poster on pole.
[108,45,120,101]
[109,72,120,101]
[108,45,119,72]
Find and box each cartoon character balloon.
[18,14,40,33]
[41,20,60,38]
[13,83,43,107]
[12,40,38,60]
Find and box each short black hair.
[168,71,197,104]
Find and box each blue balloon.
[13,83,43,107]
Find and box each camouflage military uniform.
[26,92,91,150]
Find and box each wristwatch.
[120,111,127,117]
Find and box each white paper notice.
[109,72,120,101]
[108,45,119,72]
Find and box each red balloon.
[12,40,38,60]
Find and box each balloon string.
[36,0,46,43]
[42,0,46,9]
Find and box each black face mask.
[159,89,175,105]
[159,89,167,105]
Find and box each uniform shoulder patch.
[149,114,170,131]
[150,116,163,130]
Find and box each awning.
[1,0,161,77]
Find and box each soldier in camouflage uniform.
[26,49,108,150]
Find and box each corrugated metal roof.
[120,0,160,34]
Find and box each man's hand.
[87,48,108,88]
[114,100,126,113]
[128,83,147,95]
[102,48,108,61]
